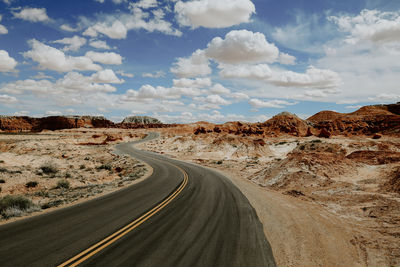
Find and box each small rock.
[372,133,382,139]
[318,128,331,138]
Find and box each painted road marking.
[58,161,188,267]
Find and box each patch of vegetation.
[0,195,34,219]
[25,181,38,188]
[56,180,70,189]
[97,164,112,171]
[0,168,8,173]
[41,199,63,210]
[311,139,322,143]
[216,160,223,165]
[0,160,4,163]
[40,162,58,175]
[79,164,86,170]
[65,172,71,178]
[0,179,5,184]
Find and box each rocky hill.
[122,116,161,124]
[0,116,114,132]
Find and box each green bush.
[40,162,58,175]
[25,181,38,188]
[56,180,70,189]
[97,164,112,171]
[0,195,33,215]
[0,179,5,183]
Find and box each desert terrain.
[0,129,149,223]
[0,104,399,266]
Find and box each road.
[0,133,276,266]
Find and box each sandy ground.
[141,131,400,267]
[0,128,150,223]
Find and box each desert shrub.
[311,139,322,143]
[0,195,33,218]
[97,164,112,171]
[56,180,70,189]
[216,160,223,165]
[0,160,4,163]
[0,168,8,173]
[40,162,58,175]
[41,200,63,210]
[79,164,86,170]
[65,172,71,178]
[25,181,38,188]
[0,179,5,183]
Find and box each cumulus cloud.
[89,40,111,50]
[0,71,119,96]
[205,30,279,64]
[142,70,166,78]
[249,99,297,108]
[220,64,341,89]
[209,83,230,95]
[116,70,134,78]
[279,53,296,65]
[170,49,211,78]
[120,84,203,102]
[0,15,8,34]
[175,0,255,28]
[83,7,181,39]
[84,20,128,39]
[329,9,400,44]
[132,0,157,9]
[53,36,87,52]
[46,110,62,116]
[173,77,211,88]
[0,94,17,104]
[91,69,124,84]
[23,40,101,72]
[60,24,78,32]
[85,51,123,65]
[0,50,17,72]
[13,7,49,22]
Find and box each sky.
[0,0,399,123]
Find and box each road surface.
[0,133,276,266]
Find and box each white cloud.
[175,0,255,28]
[173,77,211,88]
[83,8,182,39]
[31,72,53,79]
[0,15,8,34]
[132,0,158,9]
[196,94,230,105]
[142,70,166,78]
[89,40,111,50]
[60,24,78,32]
[23,40,101,72]
[268,67,341,89]
[84,20,128,39]
[13,7,49,22]
[249,99,297,108]
[170,49,211,77]
[220,64,341,89]
[14,110,30,116]
[0,94,17,104]
[53,36,87,52]
[209,83,230,94]
[85,51,123,65]
[230,92,249,100]
[46,110,62,116]
[91,69,124,84]
[94,0,105,3]
[329,9,400,44]
[2,0,14,5]
[0,71,118,97]
[0,50,17,72]
[279,53,296,65]
[205,30,279,64]
[116,70,134,78]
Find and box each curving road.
[0,133,276,267]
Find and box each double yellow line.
[58,164,188,267]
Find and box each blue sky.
[0,0,399,123]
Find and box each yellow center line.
[58,159,188,267]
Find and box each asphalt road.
[0,133,276,267]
